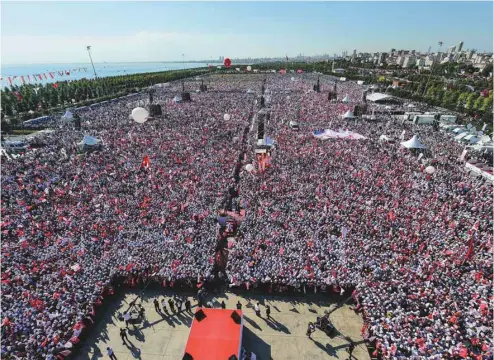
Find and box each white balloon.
[131,107,149,124]
[247,66,252,71]
[223,114,231,121]
[425,166,436,174]
[291,77,295,81]
[245,164,254,172]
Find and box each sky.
[1,1,493,64]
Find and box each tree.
[480,95,493,113]
[481,63,493,78]
[473,95,484,111]
[456,93,468,111]
[465,93,477,110]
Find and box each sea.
[1,62,221,88]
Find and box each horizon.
[1,2,493,65]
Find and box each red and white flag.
[141,155,150,169]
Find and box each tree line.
[1,67,210,128]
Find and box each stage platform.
[75,289,370,360]
[184,308,243,360]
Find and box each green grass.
[11,129,39,135]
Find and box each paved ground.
[76,288,370,360]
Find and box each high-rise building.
[402,55,416,68]
[448,46,456,54]
[456,41,464,53]
[352,49,357,58]
[424,55,435,67]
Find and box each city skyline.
[1,1,493,64]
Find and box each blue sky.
[1,1,492,64]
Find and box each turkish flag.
[141,155,150,169]
[465,237,474,261]
[52,83,59,89]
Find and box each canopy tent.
[342,110,355,119]
[256,136,275,147]
[463,134,479,144]
[79,135,100,147]
[78,135,102,152]
[452,127,466,134]
[313,129,367,140]
[342,95,350,103]
[455,132,469,141]
[401,135,425,149]
[366,92,402,104]
[62,110,73,120]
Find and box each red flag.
[38,74,43,80]
[13,92,23,101]
[8,77,12,86]
[66,71,70,76]
[49,72,55,79]
[20,76,25,84]
[465,237,474,261]
[141,155,150,169]
[43,73,48,80]
[52,83,59,89]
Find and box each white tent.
[342,95,350,103]
[61,110,74,124]
[342,110,355,119]
[452,127,466,134]
[401,135,425,149]
[455,132,469,141]
[463,134,479,144]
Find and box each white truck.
[403,112,423,122]
[440,115,457,124]
[413,115,436,125]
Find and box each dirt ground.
[75,288,370,360]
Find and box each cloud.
[1,31,290,64]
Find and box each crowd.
[1,73,492,360]
[228,75,493,359]
[1,78,257,359]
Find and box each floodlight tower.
[86,46,98,78]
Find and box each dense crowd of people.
[229,75,493,359]
[1,73,492,360]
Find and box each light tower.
[86,46,97,78]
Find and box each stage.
[75,289,370,360]
[184,308,244,360]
